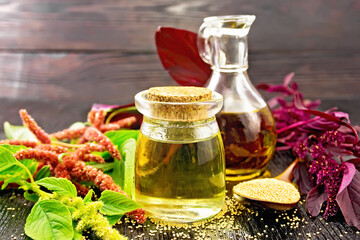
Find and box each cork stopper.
[147,87,212,103]
[145,86,213,121]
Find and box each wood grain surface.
[0,50,359,103]
[0,0,360,239]
[0,0,359,51]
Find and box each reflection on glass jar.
[134,87,226,222]
[198,15,277,181]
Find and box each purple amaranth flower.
[309,157,345,218]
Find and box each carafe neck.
[205,70,267,113]
[198,15,255,71]
[210,35,249,71]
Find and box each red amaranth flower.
[74,143,105,158]
[54,163,71,179]
[5,108,146,223]
[0,139,38,148]
[35,144,69,154]
[62,156,146,223]
[14,149,59,171]
[84,127,121,160]
[51,127,88,141]
[87,110,97,125]
[62,155,124,194]
[93,109,106,129]
[80,154,105,163]
[19,109,51,144]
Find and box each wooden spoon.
[233,158,301,210]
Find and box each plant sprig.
[0,146,141,240]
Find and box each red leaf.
[348,158,360,170]
[293,161,313,194]
[336,163,360,230]
[155,27,212,86]
[338,162,356,194]
[306,186,327,217]
[294,93,359,142]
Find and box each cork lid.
[147,86,212,103]
[135,86,223,122]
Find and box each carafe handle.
[197,22,211,65]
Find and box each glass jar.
[198,15,277,181]
[134,86,226,222]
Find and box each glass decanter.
[198,15,277,181]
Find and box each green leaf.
[0,144,27,153]
[36,177,77,198]
[21,159,38,175]
[67,206,77,214]
[0,145,19,172]
[35,165,51,181]
[73,230,83,240]
[109,138,137,198]
[86,162,114,172]
[0,147,35,185]
[72,221,83,240]
[0,159,37,180]
[120,139,136,198]
[106,214,123,225]
[99,190,142,216]
[25,199,74,240]
[102,129,139,159]
[83,189,94,203]
[105,129,139,147]
[2,175,22,189]
[24,192,40,202]
[19,181,34,191]
[4,121,38,141]
[111,158,124,189]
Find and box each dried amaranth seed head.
[146,86,213,121]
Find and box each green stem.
[16,163,35,184]
[52,141,84,148]
[14,162,53,199]
[30,184,53,199]
[105,106,137,124]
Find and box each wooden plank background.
[0,1,359,132]
[0,0,359,51]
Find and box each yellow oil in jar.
[135,131,226,223]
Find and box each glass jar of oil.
[134,86,225,222]
[198,15,277,181]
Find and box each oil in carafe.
[216,106,277,180]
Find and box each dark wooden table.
[1,148,360,239]
[1,0,360,239]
